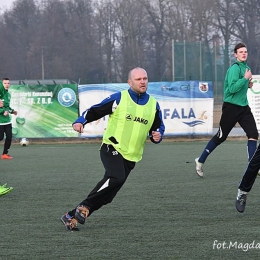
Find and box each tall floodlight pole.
[200,41,202,80]
[41,49,45,80]
[172,39,175,81]
[184,40,186,80]
[214,43,217,95]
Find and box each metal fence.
[172,40,245,137]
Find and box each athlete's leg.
[0,125,4,142]
[68,144,135,217]
[3,124,12,154]
[238,143,260,192]
[198,103,238,163]
[238,106,258,161]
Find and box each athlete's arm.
[228,65,249,94]
[73,92,121,126]
[149,102,165,143]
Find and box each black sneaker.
[75,205,89,224]
[61,213,79,231]
[236,189,247,213]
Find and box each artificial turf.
[1,140,260,259]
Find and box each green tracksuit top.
[0,81,14,125]
[102,90,156,162]
[223,61,251,106]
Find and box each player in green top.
[0,78,18,160]
[195,42,258,178]
[0,97,13,196]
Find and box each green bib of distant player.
[103,90,156,162]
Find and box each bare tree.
[65,0,97,82]
[112,0,149,81]
[95,0,118,82]
[0,0,259,82]
[140,0,173,81]
[231,0,260,73]
[0,0,40,79]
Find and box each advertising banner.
[247,75,260,132]
[78,81,213,137]
[9,84,78,138]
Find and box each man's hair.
[128,67,146,80]
[234,43,247,53]
[2,77,10,81]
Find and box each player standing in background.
[0,98,13,196]
[61,67,165,231]
[195,42,258,177]
[0,78,18,160]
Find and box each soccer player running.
[61,67,165,231]
[0,78,18,160]
[195,43,258,177]
[0,95,13,196]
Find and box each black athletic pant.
[0,123,12,154]
[212,102,258,145]
[238,143,260,192]
[69,143,135,217]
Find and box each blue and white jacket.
[74,88,165,143]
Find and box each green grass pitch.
[1,140,260,259]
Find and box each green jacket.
[223,61,251,106]
[0,81,15,124]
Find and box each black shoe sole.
[60,216,79,231]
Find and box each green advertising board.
[9,84,79,138]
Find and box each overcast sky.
[0,0,15,9]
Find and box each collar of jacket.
[127,88,148,105]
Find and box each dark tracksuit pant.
[238,143,260,192]
[213,102,258,145]
[69,143,135,217]
[0,123,12,154]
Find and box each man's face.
[127,68,148,94]
[235,47,248,62]
[2,80,10,90]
